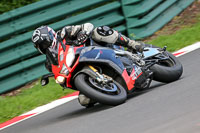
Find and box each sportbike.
[41,37,183,107]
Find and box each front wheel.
[74,73,127,106]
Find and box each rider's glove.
[135,42,145,53]
[77,31,88,45]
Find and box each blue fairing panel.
[79,46,125,73]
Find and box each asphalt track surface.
[1,49,200,133]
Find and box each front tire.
[74,73,127,106]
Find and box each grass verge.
[147,20,200,52]
[0,78,75,123]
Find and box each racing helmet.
[32,26,56,54]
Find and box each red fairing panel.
[122,69,135,91]
[51,40,81,88]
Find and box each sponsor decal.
[130,66,142,80]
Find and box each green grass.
[0,78,75,123]
[148,21,200,52]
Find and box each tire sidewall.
[145,44,183,83]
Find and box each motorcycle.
[41,37,183,107]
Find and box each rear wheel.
[145,44,183,83]
[74,73,127,106]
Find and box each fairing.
[51,41,148,92]
[51,40,81,88]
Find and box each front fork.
[88,65,112,84]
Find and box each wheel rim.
[88,77,119,94]
[159,58,175,67]
[158,52,176,67]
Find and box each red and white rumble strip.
[173,42,200,57]
[0,42,200,130]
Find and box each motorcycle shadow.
[56,82,168,122]
[58,82,166,121]
[127,81,166,99]
[52,82,167,124]
[56,102,113,121]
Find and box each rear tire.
[145,44,183,83]
[74,73,127,106]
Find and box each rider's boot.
[116,34,144,53]
[78,93,96,108]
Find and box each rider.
[32,23,144,106]
[32,23,143,55]
[32,23,144,71]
